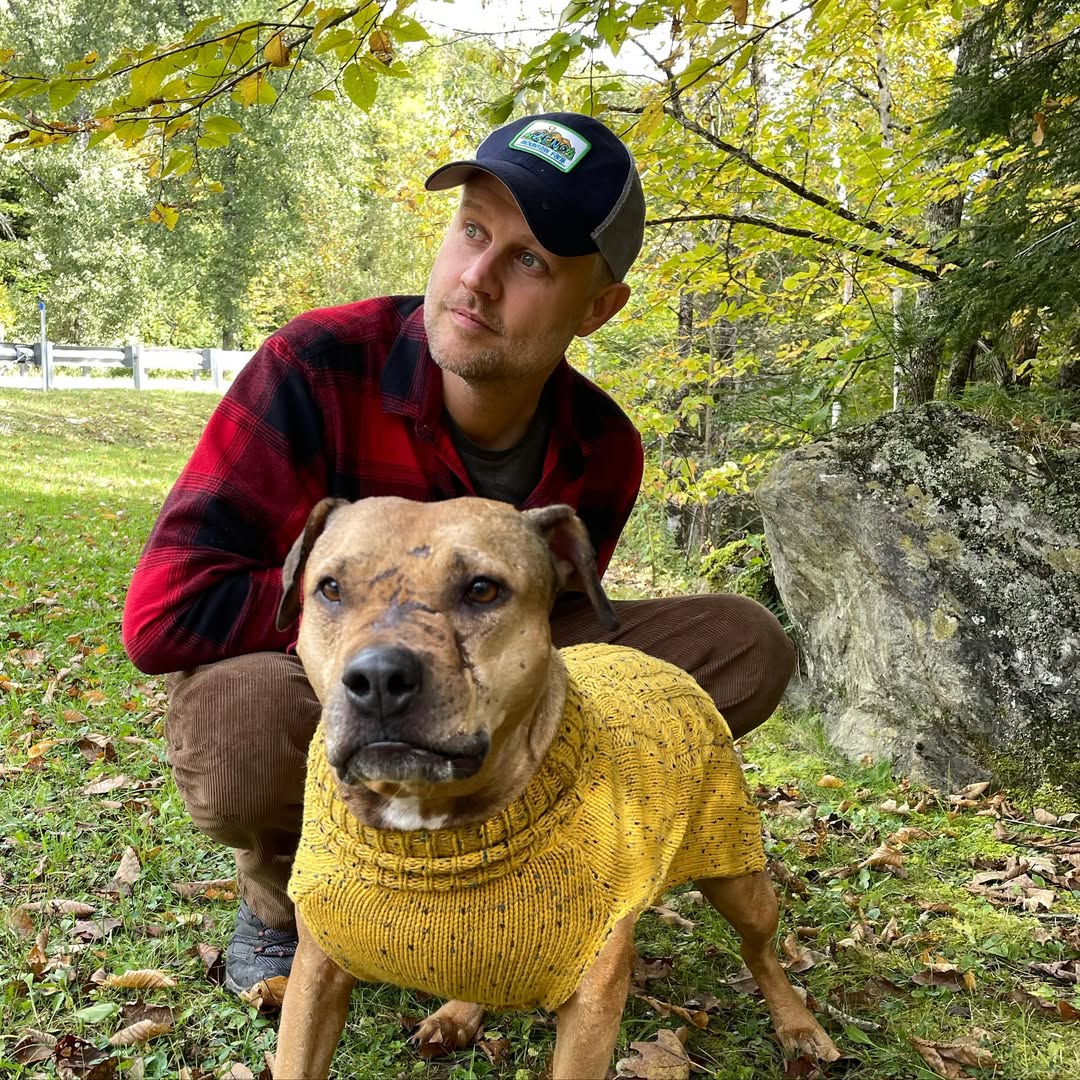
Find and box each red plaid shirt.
[122,296,643,675]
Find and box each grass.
[1,388,1079,1079]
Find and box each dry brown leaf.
[103,969,177,989]
[910,1034,994,1078]
[615,1027,690,1079]
[911,963,970,992]
[78,734,116,763]
[53,1033,116,1079]
[1033,807,1059,825]
[81,774,133,796]
[887,826,933,846]
[878,798,912,815]
[477,1037,510,1066]
[726,964,759,994]
[26,929,48,976]
[630,955,675,992]
[21,899,97,917]
[729,0,749,27]
[817,774,843,788]
[768,856,809,897]
[170,878,237,900]
[71,917,123,942]
[638,994,709,1029]
[861,843,905,870]
[1033,110,1046,146]
[9,905,35,937]
[12,1028,57,1064]
[218,1066,255,1079]
[240,974,288,1011]
[648,905,696,931]
[108,1019,172,1046]
[109,846,141,896]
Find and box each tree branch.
[659,105,927,252]
[647,211,941,281]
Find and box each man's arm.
[122,335,329,675]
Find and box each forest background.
[1,0,1078,572]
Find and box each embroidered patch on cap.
[509,120,592,173]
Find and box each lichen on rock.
[756,403,1080,795]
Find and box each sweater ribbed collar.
[314,678,594,891]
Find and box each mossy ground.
[1,390,1078,1079]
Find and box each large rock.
[755,404,1080,795]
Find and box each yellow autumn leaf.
[148,202,179,230]
[1033,111,1046,146]
[103,968,177,989]
[82,51,98,65]
[237,71,263,108]
[817,773,844,788]
[369,29,394,64]
[730,0,749,25]
[264,32,291,67]
[963,969,977,991]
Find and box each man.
[122,112,794,994]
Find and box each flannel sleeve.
[122,334,330,674]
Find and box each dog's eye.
[317,577,341,603]
[464,577,501,606]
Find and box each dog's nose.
[342,646,423,718]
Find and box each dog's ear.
[276,497,350,630]
[523,504,617,630]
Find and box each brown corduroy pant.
[165,592,794,929]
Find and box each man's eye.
[318,578,341,602]
[520,251,540,269]
[464,577,501,605]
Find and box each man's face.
[423,172,619,386]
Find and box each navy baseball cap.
[425,112,646,281]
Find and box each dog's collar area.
[306,677,595,891]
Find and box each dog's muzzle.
[327,644,489,784]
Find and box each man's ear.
[575,281,630,338]
[276,497,349,630]
[522,504,617,630]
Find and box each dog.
[271,496,841,1078]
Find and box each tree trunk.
[946,340,979,396]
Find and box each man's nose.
[460,248,501,299]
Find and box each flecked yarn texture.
[288,643,766,1010]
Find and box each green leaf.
[75,1001,120,1023]
[341,62,376,112]
[383,13,431,43]
[203,114,243,135]
[310,88,337,101]
[162,145,195,177]
[196,130,231,149]
[48,77,80,112]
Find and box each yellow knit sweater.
[288,643,765,1011]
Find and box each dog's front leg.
[274,914,358,1079]
[697,873,841,1062]
[552,911,637,1080]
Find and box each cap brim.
[423,159,598,260]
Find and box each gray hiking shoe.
[223,901,298,994]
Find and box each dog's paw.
[409,1000,485,1056]
[776,1019,842,1063]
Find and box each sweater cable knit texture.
[289,643,765,1010]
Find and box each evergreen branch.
[647,211,941,282]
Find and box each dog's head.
[276,496,614,794]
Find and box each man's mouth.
[449,304,497,333]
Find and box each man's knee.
[165,652,320,847]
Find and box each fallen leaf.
[240,974,288,1011]
[108,1019,172,1046]
[726,964,759,994]
[638,994,709,1029]
[1028,959,1080,984]
[27,929,49,976]
[12,1028,57,1064]
[78,734,116,763]
[615,1027,690,1079]
[630,955,675,993]
[21,899,97,917]
[103,969,177,989]
[861,843,905,870]
[170,878,237,900]
[109,846,141,897]
[72,917,123,942]
[817,774,843,788]
[911,962,971,992]
[477,1037,510,1065]
[1008,988,1080,1022]
[648,905,696,931]
[910,1033,994,1078]
[53,1033,116,1079]
[9,905,35,937]
[81,774,134,796]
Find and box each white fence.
[0,341,253,391]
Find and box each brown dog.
[271,496,840,1078]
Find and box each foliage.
[928,0,1080,371]
[699,532,785,625]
